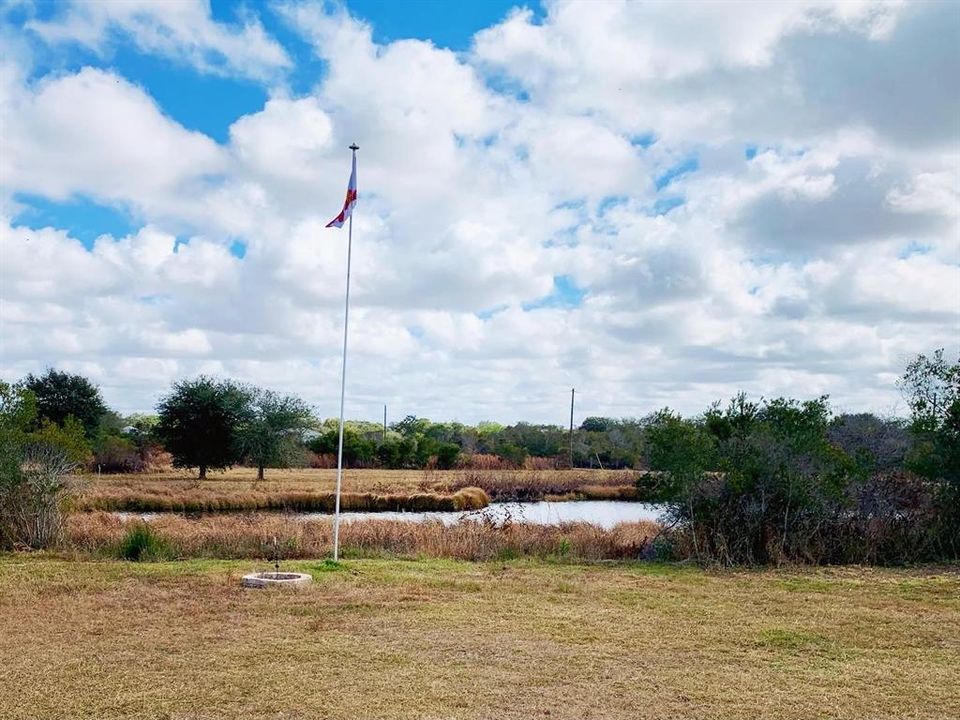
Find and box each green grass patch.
[297,559,346,574]
[117,523,172,561]
[757,627,828,652]
[775,577,838,593]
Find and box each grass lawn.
[0,557,957,719]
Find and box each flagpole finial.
[349,143,359,151]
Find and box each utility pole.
[383,404,387,443]
[569,387,575,469]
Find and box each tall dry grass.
[76,468,644,513]
[436,468,642,501]
[75,486,489,514]
[65,512,659,562]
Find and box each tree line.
[0,371,651,478]
[2,350,957,561]
[0,353,956,482]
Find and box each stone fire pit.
[241,572,312,589]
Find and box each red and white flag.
[326,152,357,228]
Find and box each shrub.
[2,443,78,549]
[118,523,171,561]
[434,442,461,470]
[1,382,79,550]
[643,385,959,565]
[456,454,506,470]
[94,435,145,473]
[523,456,561,470]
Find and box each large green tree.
[237,390,314,480]
[24,369,107,439]
[155,377,253,480]
[899,348,960,555]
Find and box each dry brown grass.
[74,482,489,514]
[0,556,956,720]
[66,512,659,561]
[76,467,640,512]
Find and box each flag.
[326,152,357,228]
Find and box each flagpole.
[333,142,358,562]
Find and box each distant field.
[76,467,642,512]
[0,557,956,720]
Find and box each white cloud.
[0,66,227,216]
[230,97,335,183]
[0,0,958,423]
[25,0,291,82]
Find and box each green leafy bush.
[643,386,955,565]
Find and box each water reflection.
[305,501,665,530]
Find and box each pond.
[302,500,666,530]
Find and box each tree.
[899,349,960,555]
[827,413,910,474]
[434,441,461,470]
[238,390,314,480]
[309,422,379,467]
[642,409,715,501]
[393,415,432,437]
[23,369,107,440]
[155,377,253,480]
[376,434,417,468]
[577,417,645,468]
[580,417,612,433]
[31,417,92,467]
[899,349,960,432]
[899,349,960,479]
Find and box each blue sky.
[9,0,700,264]
[11,0,548,253]
[1,0,957,422]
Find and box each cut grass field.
[0,556,957,720]
[75,467,641,513]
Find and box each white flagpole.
[333,143,358,562]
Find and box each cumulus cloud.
[0,0,957,422]
[25,0,291,82]
[733,158,953,251]
[0,66,228,221]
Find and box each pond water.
[302,501,666,530]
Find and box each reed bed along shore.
[75,485,489,514]
[77,467,642,512]
[66,511,660,561]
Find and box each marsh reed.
[66,511,659,561]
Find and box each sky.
[0,0,958,426]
